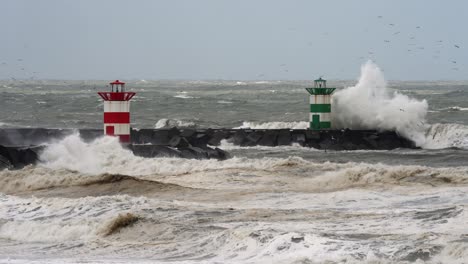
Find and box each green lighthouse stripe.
[309,121,331,129]
[310,112,331,122]
[319,121,331,128]
[310,104,331,112]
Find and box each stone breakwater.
[0,128,417,169]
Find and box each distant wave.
[154,118,196,129]
[174,94,197,99]
[174,91,198,99]
[217,100,233,104]
[234,121,308,129]
[441,106,468,111]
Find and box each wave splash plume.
[333,61,429,146]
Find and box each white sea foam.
[217,100,233,104]
[332,61,429,146]
[443,106,468,111]
[423,123,468,149]
[154,118,196,128]
[173,94,196,99]
[0,134,464,194]
[234,121,308,129]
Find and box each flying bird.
[454,45,460,48]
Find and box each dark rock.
[191,132,212,147]
[0,153,12,170]
[78,129,103,142]
[168,127,180,137]
[179,146,209,159]
[305,130,320,140]
[207,130,230,146]
[228,130,248,146]
[291,132,306,146]
[277,130,292,146]
[168,135,181,147]
[169,136,191,148]
[214,147,230,160]
[180,128,196,138]
[143,129,170,145]
[0,145,43,169]
[243,131,264,146]
[130,145,182,158]
[0,128,70,146]
[196,145,229,160]
[257,130,278,146]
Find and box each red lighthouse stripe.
[104,112,130,123]
[119,135,131,143]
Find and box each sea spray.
[332,61,429,146]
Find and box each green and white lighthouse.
[305,77,336,130]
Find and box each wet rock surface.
[0,127,417,169]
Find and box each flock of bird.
[1,14,465,80]
[370,15,462,71]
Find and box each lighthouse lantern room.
[98,80,136,143]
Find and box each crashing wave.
[422,123,468,149]
[154,118,196,129]
[332,61,429,146]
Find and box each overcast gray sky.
[1,0,467,80]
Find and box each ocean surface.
[1,64,468,263]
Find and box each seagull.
[389,23,395,26]
[400,108,405,112]
[454,44,460,48]
[452,61,457,64]
[416,26,421,29]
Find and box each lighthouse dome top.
[110,80,125,85]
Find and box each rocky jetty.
[0,127,417,169]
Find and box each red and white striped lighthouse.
[98,80,136,143]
